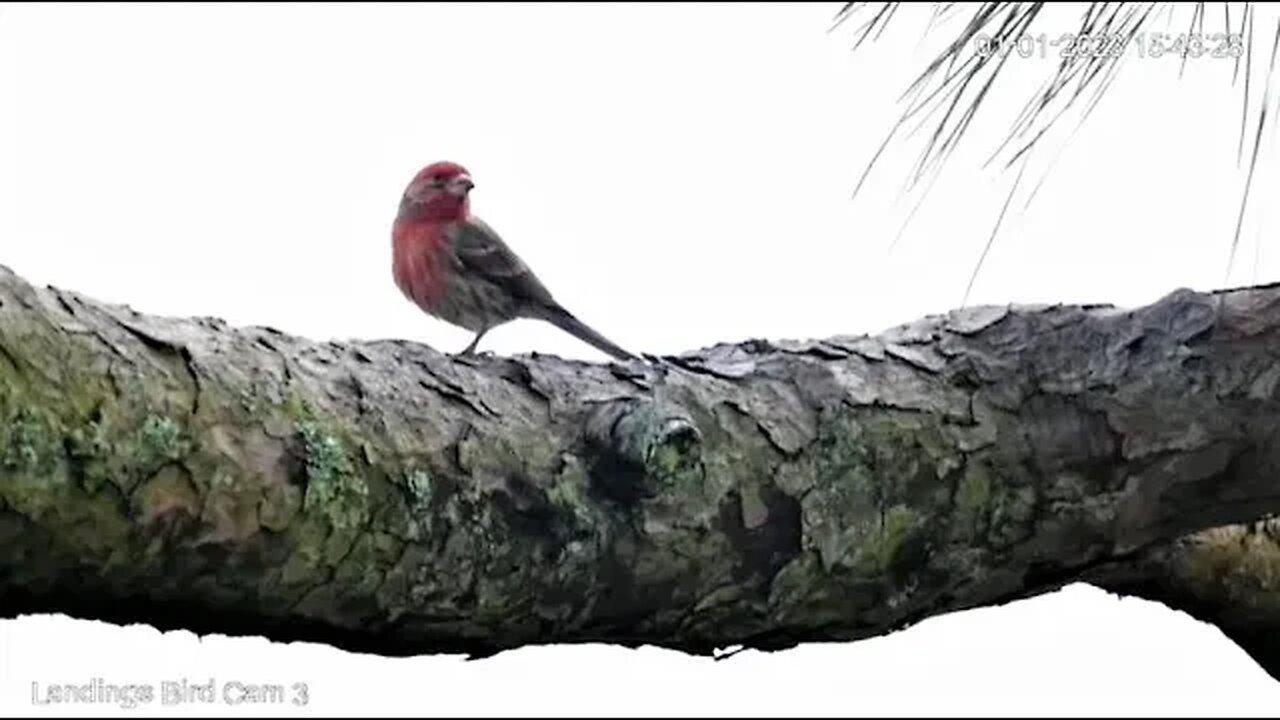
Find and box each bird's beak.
[447,175,475,196]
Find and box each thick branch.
[1091,518,1280,679]
[3,263,1280,673]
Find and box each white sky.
[2,1,1280,715]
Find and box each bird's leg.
[459,328,488,356]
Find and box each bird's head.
[398,160,475,220]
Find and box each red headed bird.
[391,161,637,362]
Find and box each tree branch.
[1092,518,1280,679]
[3,262,1280,674]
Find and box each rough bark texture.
[2,262,1280,678]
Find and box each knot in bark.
[584,397,703,504]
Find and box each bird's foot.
[459,329,489,357]
[452,338,495,361]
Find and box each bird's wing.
[445,216,558,307]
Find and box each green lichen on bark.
[989,483,1037,548]
[547,456,596,532]
[296,418,368,533]
[802,410,954,572]
[0,404,70,521]
[3,405,58,477]
[268,403,376,588]
[0,391,137,565]
[604,399,705,497]
[66,414,113,492]
[648,428,703,493]
[138,413,185,463]
[397,467,433,540]
[406,468,431,508]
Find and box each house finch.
[391,160,637,362]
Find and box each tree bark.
[2,262,1280,677]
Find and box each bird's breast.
[392,221,450,309]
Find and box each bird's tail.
[536,304,637,362]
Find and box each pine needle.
[838,2,1276,293]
